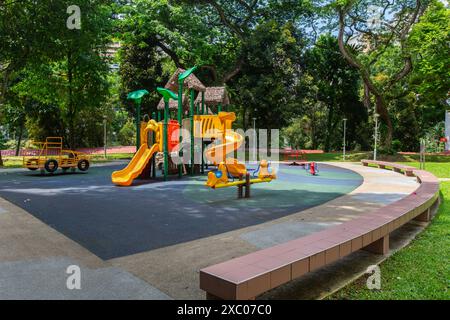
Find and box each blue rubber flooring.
[0,163,362,260]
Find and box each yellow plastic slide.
[112,120,162,186]
[203,112,247,178]
[202,112,276,188]
[205,129,247,178]
[111,143,159,186]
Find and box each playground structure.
[22,137,90,174]
[111,66,276,191]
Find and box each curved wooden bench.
[361,159,416,176]
[199,160,440,300]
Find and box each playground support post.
[190,89,195,175]
[127,90,149,153]
[136,100,141,151]
[151,112,157,178]
[201,91,205,174]
[164,100,169,181]
[177,82,183,178]
[201,92,205,114]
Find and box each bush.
[378,145,395,156]
[0,133,6,150]
[391,139,402,152]
[118,120,136,146]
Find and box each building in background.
[102,41,121,71]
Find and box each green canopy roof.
[127,89,149,102]
[157,87,178,102]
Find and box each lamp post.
[374,113,379,160]
[343,118,347,161]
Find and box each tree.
[119,0,311,85]
[334,0,430,145]
[231,20,304,132]
[1,0,113,148]
[119,36,169,117]
[303,34,366,151]
[408,0,450,129]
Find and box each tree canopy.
[0,0,448,164]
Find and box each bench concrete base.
[414,208,431,222]
[363,235,389,255]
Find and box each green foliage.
[0,0,448,153]
[118,120,136,146]
[118,38,170,118]
[282,117,313,149]
[408,1,450,129]
[302,34,367,151]
[422,122,446,153]
[391,96,422,151]
[391,139,402,153]
[232,20,304,131]
[0,133,6,150]
[1,0,114,148]
[409,1,450,105]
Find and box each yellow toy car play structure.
[23,137,90,174]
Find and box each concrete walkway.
[0,162,419,299]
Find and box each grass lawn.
[304,152,371,162]
[328,162,450,300]
[397,162,450,179]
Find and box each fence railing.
[1,147,327,157]
[1,146,137,157]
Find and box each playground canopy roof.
[164,68,206,93]
[194,87,230,106]
[157,93,189,111]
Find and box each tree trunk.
[337,8,393,146]
[15,121,24,156]
[67,51,75,149]
[310,116,317,150]
[0,151,3,167]
[375,95,393,146]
